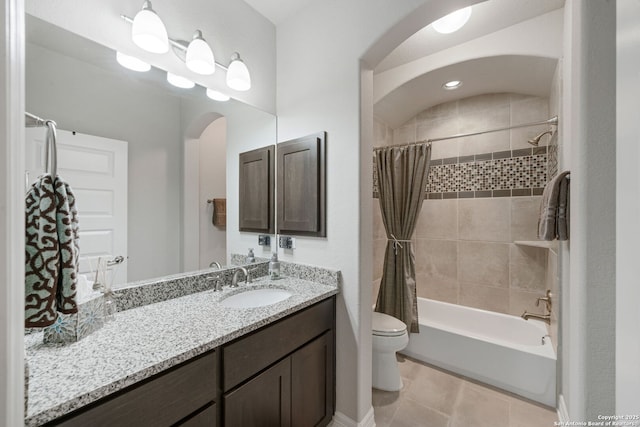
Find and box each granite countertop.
[25,276,339,426]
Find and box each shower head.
[527,129,554,147]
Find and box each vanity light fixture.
[442,80,463,90]
[186,30,216,75]
[226,52,251,91]
[131,1,169,54]
[122,10,252,92]
[167,72,195,89]
[432,6,472,34]
[206,88,231,102]
[116,52,151,72]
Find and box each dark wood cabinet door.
[223,357,291,427]
[277,132,326,237]
[239,145,274,233]
[291,331,334,427]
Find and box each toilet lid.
[372,312,407,337]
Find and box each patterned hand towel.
[538,171,570,241]
[25,174,79,327]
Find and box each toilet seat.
[372,312,407,337]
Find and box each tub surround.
[24,265,339,426]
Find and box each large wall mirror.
[25,14,277,286]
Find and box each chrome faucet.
[209,261,222,269]
[206,274,223,291]
[521,290,553,325]
[231,267,250,287]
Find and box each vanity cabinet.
[48,352,217,427]
[222,297,335,427]
[239,145,275,233]
[277,132,326,237]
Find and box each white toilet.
[372,311,409,391]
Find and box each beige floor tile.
[510,397,558,427]
[390,399,450,427]
[450,383,510,427]
[403,361,463,415]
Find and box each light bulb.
[442,80,462,90]
[206,89,230,102]
[131,1,169,53]
[116,52,151,72]
[186,30,215,75]
[167,72,195,89]
[432,7,472,34]
[226,52,251,91]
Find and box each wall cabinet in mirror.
[277,132,326,237]
[239,145,275,233]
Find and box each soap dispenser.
[247,248,255,263]
[269,253,280,280]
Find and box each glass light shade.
[116,52,151,72]
[131,1,169,53]
[186,31,215,75]
[206,89,230,102]
[432,6,472,34]
[226,53,251,91]
[167,72,195,89]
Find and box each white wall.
[0,1,25,425]
[276,0,481,423]
[198,118,227,268]
[616,0,640,415]
[561,0,616,420]
[25,0,276,113]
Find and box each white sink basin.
[220,288,292,308]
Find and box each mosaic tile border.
[373,146,548,199]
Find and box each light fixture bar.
[121,14,230,71]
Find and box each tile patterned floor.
[373,355,559,427]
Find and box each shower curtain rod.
[374,116,558,151]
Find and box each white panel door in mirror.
[25,128,128,287]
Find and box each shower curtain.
[374,143,431,333]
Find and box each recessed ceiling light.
[432,6,472,34]
[116,52,151,72]
[206,88,230,102]
[167,72,195,89]
[442,80,463,90]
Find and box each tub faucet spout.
[521,311,551,325]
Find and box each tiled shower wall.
[373,93,558,321]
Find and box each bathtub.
[402,297,556,407]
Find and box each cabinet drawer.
[51,351,217,427]
[178,403,217,427]
[223,297,334,391]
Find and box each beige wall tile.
[509,245,548,292]
[459,282,510,313]
[458,241,510,288]
[458,117,510,156]
[393,120,416,145]
[416,275,458,304]
[373,239,387,281]
[510,96,550,150]
[450,383,510,427]
[417,117,460,159]
[372,278,381,307]
[458,198,511,242]
[414,239,457,282]
[417,99,458,121]
[511,196,542,241]
[509,289,546,317]
[459,93,511,112]
[415,199,458,240]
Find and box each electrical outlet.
[278,236,294,249]
[258,235,271,246]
